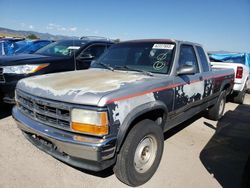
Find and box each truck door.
[173,44,204,110]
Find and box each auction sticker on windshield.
[152,44,175,50]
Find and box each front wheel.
[114,119,164,187]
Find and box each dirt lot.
[0,95,250,188]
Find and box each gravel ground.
[0,95,250,188]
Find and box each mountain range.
[0,27,78,40]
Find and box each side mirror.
[177,64,196,75]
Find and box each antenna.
[73,38,77,71]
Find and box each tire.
[246,79,250,94]
[0,91,3,104]
[233,90,245,104]
[114,119,164,187]
[206,90,226,121]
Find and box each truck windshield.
[35,40,83,57]
[93,42,175,74]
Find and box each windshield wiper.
[96,62,114,71]
[114,65,153,76]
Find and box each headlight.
[3,64,49,74]
[71,109,109,136]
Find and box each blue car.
[0,39,53,56]
[14,40,53,54]
[0,38,25,56]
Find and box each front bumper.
[12,106,117,171]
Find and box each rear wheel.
[114,119,164,187]
[233,84,247,104]
[206,90,226,121]
[246,79,250,94]
[233,90,246,104]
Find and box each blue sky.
[0,0,249,52]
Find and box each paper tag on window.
[152,44,175,50]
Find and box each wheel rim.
[134,135,157,173]
[219,97,225,116]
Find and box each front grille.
[0,67,5,83]
[16,90,71,130]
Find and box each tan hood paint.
[19,68,148,97]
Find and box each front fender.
[115,100,168,152]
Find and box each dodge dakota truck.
[13,39,234,186]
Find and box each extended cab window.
[179,45,199,73]
[196,46,210,72]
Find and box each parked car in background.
[209,53,250,104]
[0,38,114,103]
[0,39,52,56]
[13,39,234,186]
[14,40,53,54]
[0,37,25,56]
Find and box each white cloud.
[94,30,99,34]
[19,22,34,30]
[46,23,61,30]
[20,23,25,27]
[69,27,77,32]
[46,23,77,32]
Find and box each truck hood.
[0,53,70,66]
[17,68,159,106]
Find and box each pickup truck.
[209,53,250,104]
[13,39,234,186]
[0,38,113,103]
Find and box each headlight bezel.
[71,108,109,136]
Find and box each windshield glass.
[92,42,175,74]
[14,41,51,54]
[35,40,84,56]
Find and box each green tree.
[26,34,39,39]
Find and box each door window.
[178,45,199,73]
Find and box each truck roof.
[119,39,202,47]
[122,39,176,43]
